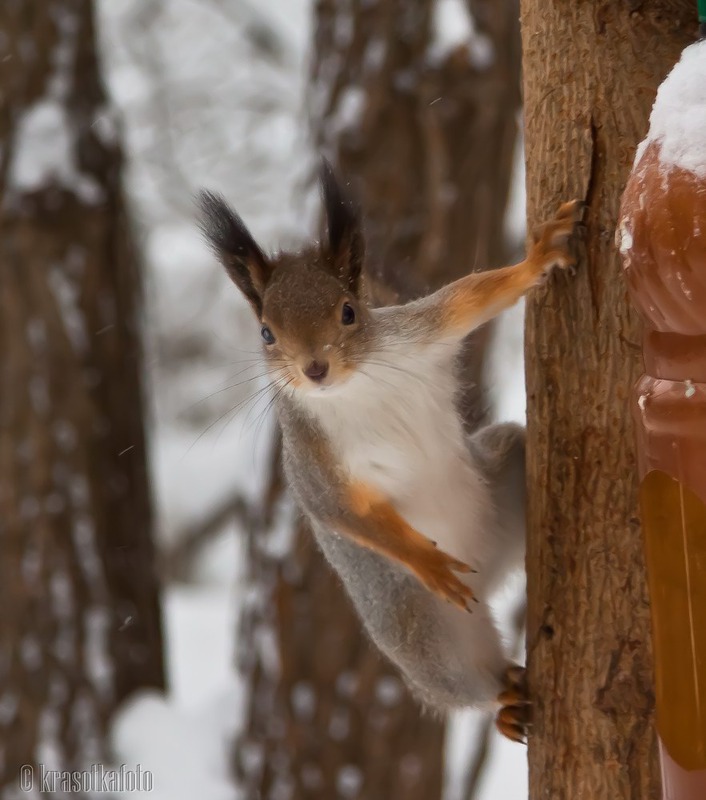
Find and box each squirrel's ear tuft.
[320,159,365,296]
[198,190,272,317]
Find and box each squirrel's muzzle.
[303,360,329,383]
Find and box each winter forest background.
[2,0,530,798]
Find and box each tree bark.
[522,3,697,798]
[0,1,164,788]
[235,2,521,799]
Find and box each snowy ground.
[96,1,528,798]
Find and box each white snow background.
[95,1,527,798]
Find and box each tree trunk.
[0,1,164,788]
[522,3,697,798]
[235,2,521,799]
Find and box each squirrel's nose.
[303,360,329,382]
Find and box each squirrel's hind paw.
[495,665,530,744]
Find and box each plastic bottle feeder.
[618,37,706,800]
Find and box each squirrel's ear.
[198,191,272,317]
[321,160,365,296]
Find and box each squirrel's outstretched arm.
[389,200,583,343]
[435,200,582,337]
[332,481,475,611]
[280,410,474,611]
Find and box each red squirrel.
[199,163,582,741]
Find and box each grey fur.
[279,383,526,711]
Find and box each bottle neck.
[643,329,706,382]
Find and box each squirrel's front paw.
[530,199,585,277]
[495,665,530,744]
[411,543,476,611]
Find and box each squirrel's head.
[199,162,370,394]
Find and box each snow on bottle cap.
[633,39,706,178]
[618,40,706,338]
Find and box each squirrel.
[199,163,582,742]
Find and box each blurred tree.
[521,2,697,799]
[235,1,521,799]
[0,0,164,790]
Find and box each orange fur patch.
[442,262,538,335]
[342,481,475,609]
[347,481,383,516]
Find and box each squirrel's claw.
[447,557,474,574]
[495,665,531,744]
[530,199,584,278]
[555,198,585,222]
[413,545,476,612]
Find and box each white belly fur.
[306,349,495,577]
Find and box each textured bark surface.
[0,1,164,790]
[521,3,697,798]
[235,2,521,799]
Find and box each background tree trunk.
[235,2,521,799]
[313,0,521,423]
[0,0,164,789]
[522,3,697,798]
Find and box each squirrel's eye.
[261,326,276,345]
[341,302,356,325]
